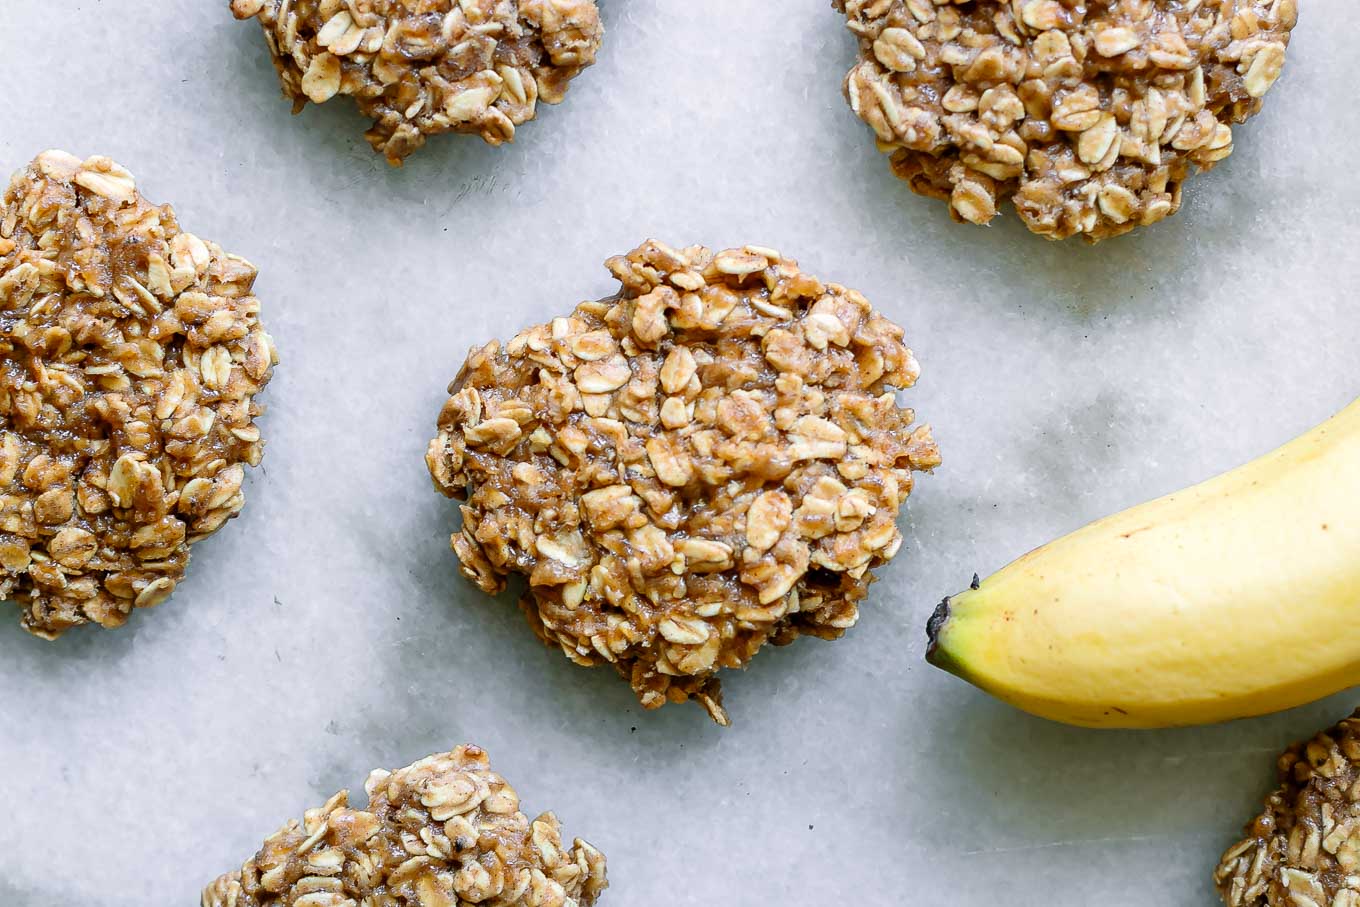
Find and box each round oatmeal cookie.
[203,744,608,907]
[1215,709,1360,907]
[426,240,941,725]
[0,151,277,639]
[230,0,605,166]
[833,0,1298,241]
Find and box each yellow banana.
[927,398,1360,729]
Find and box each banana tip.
[925,595,950,665]
[927,574,980,671]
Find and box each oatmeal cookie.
[1215,709,1360,906]
[834,0,1298,241]
[426,241,941,725]
[0,151,277,638]
[203,745,608,907]
[230,0,605,165]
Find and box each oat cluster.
[1215,710,1360,907]
[203,745,608,907]
[834,0,1298,241]
[230,0,604,165]
[426,241,941,724]
[0,151,276,639]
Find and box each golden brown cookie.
[1216,709,1360,906]
[0,151,277,638]
[231,0,605,165]
[426,240,941,724]
[203,745,608,907]
[834,0,1298,241]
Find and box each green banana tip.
[925,574,979,673]
[925,596,950,665]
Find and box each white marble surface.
[0,1,1357,904]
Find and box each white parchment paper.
[0,2,1357,904]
